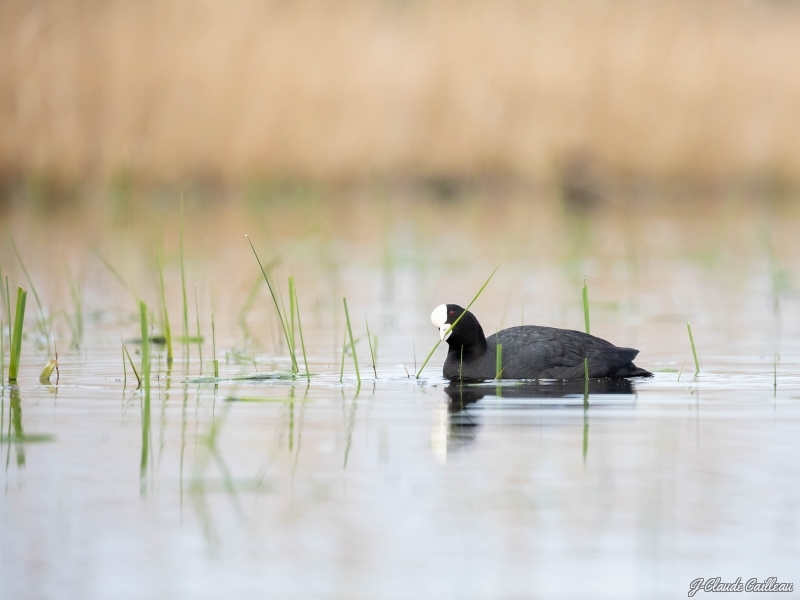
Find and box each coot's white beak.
[430,304,452,341]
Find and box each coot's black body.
[431,304,652,382]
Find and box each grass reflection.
[343,385,360,470]
[2,387,55,473]
[139,302,152,495]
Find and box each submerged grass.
[39,358,58,384]
[687,322,700,375]
[188,371,297,383]
[417,266,499,378]
[8,287,27,384]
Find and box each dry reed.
[1,0,800,185]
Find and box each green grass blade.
[416,265,499,378]
[8,288,27,383]
[582,277,590,335]
[0,265,4,328]
[90,245,129,290]
[156,252,173,366]
[194,283,203,374]
[277,286,298,373]
[246,236,297,373]
[67,267,84,348]
[140,302,151,388]
[9,235,48,344]
[5,276,11,350]
[180,197,189,352]
[293,281,311,383]
[123,343,141,389]
[343,297,360,385]
[365,317,377,378]
[237,276,263,339]
[687,322,700,375]
[495,343,503,379]
[289,276,296,352]
[339,326,347,383]
[1,316,5,386]
[774,353,779,392]
[211,308,219,377]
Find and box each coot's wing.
[494,326,639,379]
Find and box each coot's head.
[430,304,485,347]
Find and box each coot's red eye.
[448,310,454,317]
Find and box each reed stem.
[246,236,298,372]
[343,297,360,385]
[365,317,377,378]
[687,322,700,375]
[123,344,141,389]
[9,236,48,346]
[211,309,219,377]
[157,252,173,366]
[292,279,311,383]
[180,198,189,353]
[582,277,590,335]
[495,343,503,379]
[1,316,4,386]
[339,327,347,383]
[194,283,203,373]
[288,276,296,353]
[8,288,27,384]
[5,276,10,351]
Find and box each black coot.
[431,304,652,382]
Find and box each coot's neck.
[446,322,487,360]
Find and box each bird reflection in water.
[437,379,637,457]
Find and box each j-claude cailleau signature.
[689,577,794,596]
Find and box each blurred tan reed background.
[2,0,800,188]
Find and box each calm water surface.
[2,194,800,598]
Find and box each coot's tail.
[611,363,653,378]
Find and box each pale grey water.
[1,195,800,598]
